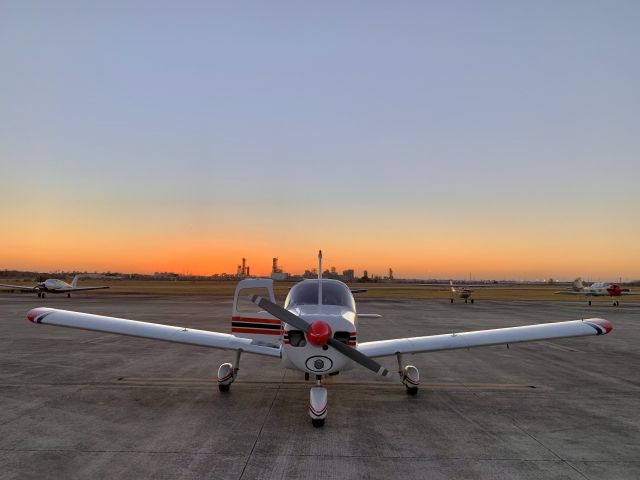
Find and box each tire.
[41,293,46,298]
[218,384,230,392]
[67,294,71,298]
[464,299,468,304]
[588,300,591,306]
[470,299,474,304]
[312,418,325,428]
[406,387,418,396]
[450,299,454,304]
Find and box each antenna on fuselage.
[318,250,323,306]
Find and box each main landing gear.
[67,293,71,298]
[37,292,46,298]
[453,298,474,304]
[397,353,420,395]
[217,351,241,392]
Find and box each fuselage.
[39,279,73,293]
[281,279,358,376]
[577,283,625,298]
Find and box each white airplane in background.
[0,275,109,298]
[26,252,612,427]
[420,280,525,304]
[447,280,475,303]
[555,277,640,306]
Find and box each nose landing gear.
[309,377,328,427]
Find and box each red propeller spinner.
[307,320,333,347]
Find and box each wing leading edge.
[27,307,281,358]
[357,318,612,358]
[0,284,37,291]
[65,286,110,292]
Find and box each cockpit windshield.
[285,280,355,310]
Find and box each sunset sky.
[1,2,639,280]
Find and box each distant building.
[342,269,355,282]
[270,256,288,280]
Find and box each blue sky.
[1,1,639,279]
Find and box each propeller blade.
[250,295,390,377]
[326,337,390,377]
[250,295,311,332]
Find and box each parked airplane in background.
[448,280,474,303]
[555,277,639,306]
[26,252,612,427]
[420,280,521,304]
[0,275,109,298]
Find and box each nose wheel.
[309,377,328,427]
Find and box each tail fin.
[449,280,456,293]
[71,275,80,288]
[573,277,584,290]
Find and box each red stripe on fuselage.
[231,327,283,335]
[232,316,282,325]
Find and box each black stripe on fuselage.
[231,321,282,330]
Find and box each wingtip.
[27,307,53,323]
[591,318,613,334]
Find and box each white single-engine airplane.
[420,280,526,304]
[1,275,109,298]
[26,252,612,427]
[555,277,640,306]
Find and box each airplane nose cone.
[307,320,332,347]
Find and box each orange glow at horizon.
[2,225,639,281]
[2,199,639,281]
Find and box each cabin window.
[285,280,355,310]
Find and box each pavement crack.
[510,421,592,480]
[237,369,284,480]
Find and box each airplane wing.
[553,290,582,295]
[0,283,37,291]
[67,286,110,292]
[26,307,281,358]
[357,318,612,358]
